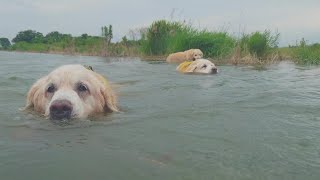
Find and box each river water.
[0,51,320,179]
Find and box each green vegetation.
[12,30,44,43]
[277,38,320,65]
[2,20,320,65]
[0,38,11,49]
[11,42,49,52]
[101,25,113,45]
[239,30,279,58]
[292,41,320,65]
[8,27,139,56]
[140,20,282,65]
[140,20,235,59]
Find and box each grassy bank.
[277,43,320,65]
[140,20,235,59]
[140,20,283,65]
[3,20,320,65]
[292,44,320,65]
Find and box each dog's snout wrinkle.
[50,99,73,120]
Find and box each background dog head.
[185,59,218,74]
[25,64,118,121]
[185,49,203,60]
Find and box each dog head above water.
[176,59,218,74]
[25,64,118,121]
[185,49,203,60]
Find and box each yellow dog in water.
[176,59,218,74]
[25,64,118,121]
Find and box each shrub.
[187,31,235,58]
[12,30,44,43]
[0,38,11,49]
[141,20,236,59]
[240,30,279,58]
[141,20,187,55]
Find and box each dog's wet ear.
[185,63,198,72]
[101,87,119,113]
[83,65,94,71]
[25,76,48,112]
[94,73,119,112]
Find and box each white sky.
[1,0,320,46]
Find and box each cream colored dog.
[25,64,118,120]
[176,59,218,74]
[166,49,203,63]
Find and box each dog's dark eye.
[47,84,56,93]
[77,83,88,92]
[202,64,207,69]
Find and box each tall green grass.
[239,30,280,58]
[293,43,320,65]
[140,20,282,63]
[140,20,186,55]
[140,20,236,59]
[11,42,49,52]
[187,31,235,58]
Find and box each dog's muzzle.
[49,100,73,120]
[212,68,218,74]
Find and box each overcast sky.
[1,0,319,46]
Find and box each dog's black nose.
[50,100,73,120]
[212,68,218,74]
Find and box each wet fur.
[176,59,218,74]
[166,49,203,63]
[25,64,118,119]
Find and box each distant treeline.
[0,25,142,56]
[1,20,320,65]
